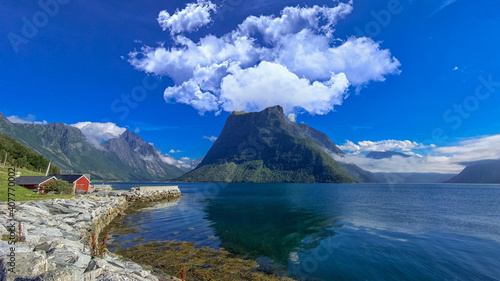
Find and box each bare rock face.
[446,159,500,184]
[0,251,50,280]
[32,266,84,281]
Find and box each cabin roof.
[14,176,56,185]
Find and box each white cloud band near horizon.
[339,139,435,153]
[338,133,500,174]
[129,0,401,115]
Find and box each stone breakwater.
[0,187,181,281]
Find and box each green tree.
[45,179,74,194]
[0,132,60,173]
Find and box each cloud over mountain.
[129,0,401,115]
[7,114,48,125]
[72,122,127,147]
[338,134,500,174]
[339,140,434,153]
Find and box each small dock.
[134,185,180,193]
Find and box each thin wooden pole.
[1,153,6,167]
[45,161,51,176]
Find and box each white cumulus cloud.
[203,135,217,142]
[434,134,500,163]
[7,114,48,125]
[220,62,350,114]
[157,0,217,34]
[169,149,182,153]
[129,0,401,115]
[72,122,127,148]
[238,2,353,43]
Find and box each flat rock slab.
[0,251,49,280]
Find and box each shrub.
[45,179,74,194]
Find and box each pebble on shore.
[0,186,182,281]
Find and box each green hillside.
[0,167,73,201]
[0,132,60,174]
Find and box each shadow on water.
[204,183,342,264]
[102,196,181,250]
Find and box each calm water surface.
[103,182,500,281]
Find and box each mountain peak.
[178,105,354,183]
[260,105,284,114]
[0,112,11,124]
[366,151,411,159]
[446,159,500,183]
[230,105,284,116]
[120,128,140,140]
[44,122,87,140]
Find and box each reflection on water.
[205,183,340,263]
[138,196,180,211]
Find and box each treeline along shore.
[0,185,183,281]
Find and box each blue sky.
[1,0,499,173]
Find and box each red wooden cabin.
[14,176,57,194]
[55,174,91,192]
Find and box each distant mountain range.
[0,112,199,181]
[366,151,411,159]
[446,160,500,184]
[177,106,375,183]
[373,172,455,184]
[5,108,494,184]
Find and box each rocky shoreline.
[0,186,182,281]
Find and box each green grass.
[232,110,247,115]
[0,167,74,201]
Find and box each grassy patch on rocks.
[103,200,295,281]
[0,167,74,201]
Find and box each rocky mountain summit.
[178,106,365,183]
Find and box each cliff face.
[103,129,188,180]
[446,160,500,183]
[178,106,355,183]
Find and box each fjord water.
[107,183,500,280]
